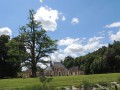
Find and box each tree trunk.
[31,44,36,77]
[31,10,36,77]
[31,63,37,77]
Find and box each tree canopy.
[19,10,57,77]
[0,35,26,78]
[63,41,120,74]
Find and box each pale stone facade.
[69,67,84,75]
[44,62,84,76]
[44,62,69,76]
[23,62,84,77]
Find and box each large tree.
[6,37,28,73]
[19,10,57,77]
[0,35,9,78]
[0,35,25,78]
[63,56,75,69]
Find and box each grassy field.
[0,73,120,89]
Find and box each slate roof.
[45,62,68,71]
[53,62,65,68]
[69,67,83,71]
[46,66,52,71]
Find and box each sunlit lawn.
[0,73,120,89]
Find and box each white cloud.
[109,30,120,41]
[88,36,103,43]
[106,22,120,28]
[0,27,12,36]
[50,50,66,62]
[62,16,66,21]
[34,6,60,31]
[85,36,107,51]
[50,49,80,62]
[71,18,79,24]
[40,0,43,3]
[64,44,85,53]
[64,36,105,55]
[85,41,100,51]
[52,36,107,62]
[58,37,80,46]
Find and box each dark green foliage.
[0,35,9,61]
[19,10,57,77]
[63,41,120,74]
[0,35,26,78]
[0,35,14,78]
[90,57,104,74]
[0,59,17,78]
[62,56,75,69]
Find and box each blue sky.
[0,0,120,61]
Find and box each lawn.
[0,73,120,89]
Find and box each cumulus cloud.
[0,27,12,36]
[106,22,120,28]
[50,49,80,62]
[109,30,120,41]
[51,51,65,62]
[64,44,85,53]
[34,6,60,31]
[88,36,103,43]
[64,36,105,55]
[71,18,79,24]
[58,37,80,46]
[85,41,103,52]
[51,36,107,62]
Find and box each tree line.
[0,10,57,78]
[63,41,120,74]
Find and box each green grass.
[49,73,120,87]
[0,73,120,89]
[0,78,41,89]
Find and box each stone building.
[44,62,69,76]
[44,62,84,76]
[23,62,84,77]
[69,67,84,75]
